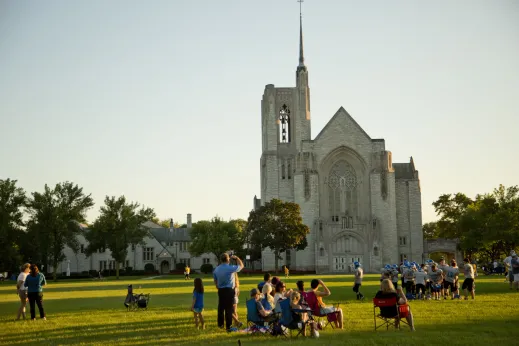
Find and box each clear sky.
[1,0,518,225]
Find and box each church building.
[254,12,423,273]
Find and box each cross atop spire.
[297,0,306,71]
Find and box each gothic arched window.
[279,104,291,143]
[281,163,285,180]
[319,247,325,257]
[327,161,357,221]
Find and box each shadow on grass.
[1,313,518,345]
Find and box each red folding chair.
[373,297,409,331]
[305,291,339,329]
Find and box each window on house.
[180,258,191,266]
[287,160,291,179]
[80,244,84,253]
[108,260,116,269]
[203,258,210,264]
[342,217,347,229]
[399,237,407,246]
[400,254,407,262]
[319,247,325,257]
[143,247,154,261]
[125,260,130,268]
[279,104,291,143]
[99,260,107,271]
[98,247,105,253]
[285,250,291,266]
[282,163,285,179]
[131,244,136,251]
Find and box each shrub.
[200,263,214,274]
[144,263,155,272]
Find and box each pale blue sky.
[1,0,518,225]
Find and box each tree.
[27,182,94,280]
[189,217,244,263]
[151,218,180,229]
[422,222,440,240]
[0,179,27,272]
[85,196,156,279]
[432,193,473,239]
[247,199,309,272]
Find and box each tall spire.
[297,0,306,71]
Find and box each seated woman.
[274,281,293,306]
[296,280,308,306]
[375,279,415,331]
[288,291,319,337]
[261,283,275,311]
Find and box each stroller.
[124,284,150,311]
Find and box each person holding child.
[191,278,205,329]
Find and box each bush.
[144,263,155,272]
[175,263,185,271]
[200,263,214,274]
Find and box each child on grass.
[191,278,205,329]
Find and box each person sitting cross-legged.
[308,279,344,329]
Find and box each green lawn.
[1,274,518,345]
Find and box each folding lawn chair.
[278,298,311,337]
[373,297,409,331]
[124,284,150,311]
[305,291,339,330]
[246,299,276,336]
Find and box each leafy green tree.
[247,199,309,272]
[27,182,94,280]
[85,196,156,279]
[422,222,440,240]
[189,217,244,263]
[0,179,27,272]
[432,193,473,239]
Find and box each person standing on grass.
[24,264,46,320]
[511,252,519,291]
[353,261,364,300]
[445,260,460,299]
[184,265,191,280]
[191,278,205,329]
[231,273,243,328]
[16,263,30,320]
[462,258,475,300]
[213,253,243,332]
[414,265,427,300]
[284,265,289,279]
[504,251,514,288]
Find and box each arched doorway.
[331,234,364,273]
[160,260,170,274]
[423,239,463,265]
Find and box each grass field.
[1,273,518,345]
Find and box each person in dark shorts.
[462,258,475,300]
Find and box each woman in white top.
[16,263,31,320]
[273,280,293,306]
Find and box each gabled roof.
[314,107,372,142]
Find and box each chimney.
[169,218,174,232]
[187,214,192,228]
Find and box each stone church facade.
[254,14,423,273]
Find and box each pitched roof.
[314,107,372,142]
[149,227,191,243]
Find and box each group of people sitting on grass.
[379,257,477,301]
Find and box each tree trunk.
[116,261,120,279]
[274,250,279,274]
[53,258,58,281]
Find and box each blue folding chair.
[278,298,308,337]
[246,299,272,335]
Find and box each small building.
[51,214,218,275]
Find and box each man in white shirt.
[504,252,514,288]
[462,258,475,300]
[16,263,31,320]
[353,262,364,300]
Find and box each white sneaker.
[313,331,320,338]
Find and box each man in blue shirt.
[213,253,243,331]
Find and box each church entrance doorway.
[332,256,363,273]
[160,260,170,274]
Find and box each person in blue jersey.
[213,253,243,332]
[191,278,205,329]
[24,264,46,320]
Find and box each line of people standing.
[16,263,47,320]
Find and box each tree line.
[424,184,519,262]
[1,178,309,279]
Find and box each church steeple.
[297,0,306,72]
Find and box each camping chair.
[373,297,409,331]
[278,298,311,337]
[246,299,276,336]
[305,291,339,330]
[124,285,150,311]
